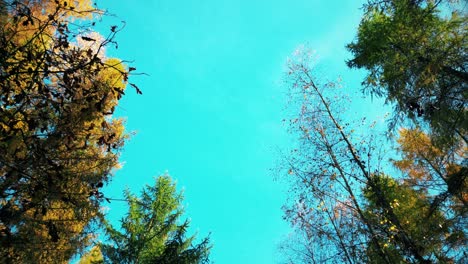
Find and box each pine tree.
[100,175,211,264]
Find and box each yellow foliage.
[78,246,104,264]
[397,128,442,158]
[0,0,131,262]
[394,128,449,183]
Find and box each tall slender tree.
[280,48,392,263]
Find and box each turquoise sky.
[96,0,386,263]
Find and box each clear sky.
[95,0,385,263]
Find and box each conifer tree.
[100,175,211,264]
[347,0,467,147]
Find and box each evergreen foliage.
[347,0,467,147]
[100,175,211,264]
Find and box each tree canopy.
[0,0,137,262]
[1,1,212,263]
[347,0,467,147]
[279,0,466,262]
[279,43,466,262]
[1,0,466,263]
[346,2,467,260]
